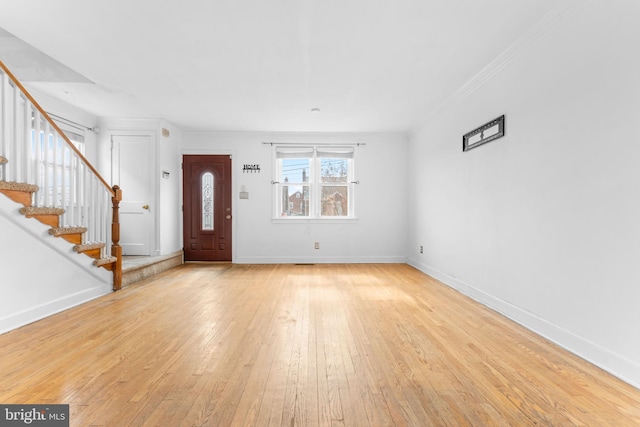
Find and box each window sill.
[272,217,358,224]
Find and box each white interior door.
[112,134,153,256]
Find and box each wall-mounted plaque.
[242,164,261,173]
[463,115,505,152]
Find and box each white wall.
[0,196,112,334]
[182,131,408,263]
[407,0,640,388]
[97,118,183,256]
[158,121,183,255]
[0,87,113,333]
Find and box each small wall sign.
[463,115,505,152]
[243,164,261,173]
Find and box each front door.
[183,155,232,261]
[112,134,153,256]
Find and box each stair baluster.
[0,60,122,290]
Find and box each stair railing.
[0,60,122,290]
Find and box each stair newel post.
[111,185,123,291]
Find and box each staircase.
[0,160,117,270]
[0,60,122,290]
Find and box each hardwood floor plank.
[1,263,639,426]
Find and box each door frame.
[110,130,157,256]
[181,150,236,262]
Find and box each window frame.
[272,145,357,221]
[30,122,87,207]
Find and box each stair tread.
[73,242,106,252]
[0,180,38,193]
[20,206,65,216]
[93,256,118,267]
[49,226,87,236]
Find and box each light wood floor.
[1,264,639,426]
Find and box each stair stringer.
[0,195,112,334]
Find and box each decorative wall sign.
[243,164,261,173]
[463,115,505,152]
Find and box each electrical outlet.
[419,245,423,254]
[315,242,320,250]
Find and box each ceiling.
[0,0,562,133]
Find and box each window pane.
[281,158,310,183]
[202,172,214,230]
[273,145,356,219]
[321,186,348,216]
[321,158,349,183]
[281,184,310,216]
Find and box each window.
[30,122,86,207]
[274,146,355,219]
[202,172,214,230]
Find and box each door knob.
[226,214,232,219]
[142,204,149,210]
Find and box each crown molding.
[409,0,588,135]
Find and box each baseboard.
[0,285,112,335]
[234,255,407,264]
[407,258,640,390]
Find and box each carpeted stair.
[0,155,116,270]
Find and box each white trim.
[409,0,587,134]
[407,257,640,390]
[0,285,111,335]
[110,131,158,256]
[271,217,358,224]
[272,144,356,219]
[264,141,365,147]
[235,255,407,264]
[181,149,238,263]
